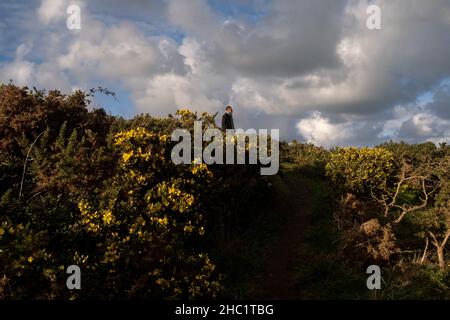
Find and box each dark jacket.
[221,112,235,131]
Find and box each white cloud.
[398,113,450,143]
[57,22,164,80]
[37,0,67,25]
[1,0,450,144]
[0,60,34,84]
[0,58,71,90]
[167,0,219,38]
[296,112,365,148]
[133,73,223,115]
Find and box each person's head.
[226,105,233,114]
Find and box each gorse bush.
[326,147,396,197]
[277,140,450,299]
[280,141,330,177]
[72,127,220,299]
[323,142,450,283]
[0,84,267,299]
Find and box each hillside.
[1,84,449,299]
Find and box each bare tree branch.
[375,158,439,224]
[19,131,45,198]
[420,237,429,265]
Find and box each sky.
[1,0,449,147]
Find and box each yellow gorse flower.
[102,210,114,225]
[175,109,195,117]
[78,200,115,233]
[191,163,212,178]
[157,217,169,226]
[122,150,134,163]
[114,127,156,146]
[183,225,194,233]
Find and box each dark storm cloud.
[428,84,450,120]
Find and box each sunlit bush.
[326,147,396,197]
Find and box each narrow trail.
[257,173,313,299]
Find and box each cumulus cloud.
[398,113,447,140]
[296,112,384,147]
[297,112,354,148]
[0,0,449,145]
[167,0,220,38]
[37,0,66,25]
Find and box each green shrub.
[326,147,396,197]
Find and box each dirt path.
[257,173,313,299]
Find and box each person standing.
[221,105,235,131]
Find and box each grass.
[216,162,371,299]
[214,173,290,299]
[289,173,369,299]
